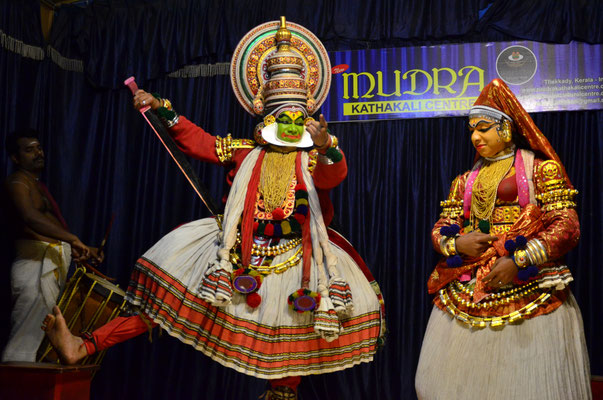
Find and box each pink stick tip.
[124,76,138,95]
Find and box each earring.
[499,119,512,142]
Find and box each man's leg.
[43,306,155,364]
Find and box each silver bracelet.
[524,238,548,265]
[165,114,180,128]
[317,150,335,165]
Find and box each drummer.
[2,128,102,362]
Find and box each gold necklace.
[259,150,297,213]
[471,156,514,225]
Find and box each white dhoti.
[2,240,70,362]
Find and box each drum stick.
[124,77,220,216]
[97,213,115,255]
[81,214,116,281]
[78,260,116,282]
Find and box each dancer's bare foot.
[41,306,88,364]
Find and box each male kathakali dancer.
[415,79,591,400]
[43,17,385,399]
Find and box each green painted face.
[276,111,305,143]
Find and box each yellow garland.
[470,156,514,226]
[259,150,297,213]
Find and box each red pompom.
[294,213,306,224]
[253,221,259,232]
[264,223,275,236]
[295,184,307,192]
[272,207,285,220]
[246,292,262,308]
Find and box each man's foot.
[41,306,87,364]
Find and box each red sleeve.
[536,208,580,260]
[168,116,221,164]
[312,151,348,190]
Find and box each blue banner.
[322,41,603,122]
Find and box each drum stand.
[0,362,99,400]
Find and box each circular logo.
[495,45,537,85]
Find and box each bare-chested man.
[2,128,101,362]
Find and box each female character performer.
[43,18,385,400]
[415,78,591,400]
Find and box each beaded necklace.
[470,153,515,227]
[259,150,297,213]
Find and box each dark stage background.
[1,1,601,399]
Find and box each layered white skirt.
[126,218,384,379]
[415,293,591,400]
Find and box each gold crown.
[252,17,315,116]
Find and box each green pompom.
[295,190,308,200]
[478,220,490,234]
[151,92,162,100]
[289,218,301,232]
[257,222,266,236]
[463,219,470,227]
[156,106,176,121]
[326,147,343,163]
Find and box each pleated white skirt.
[415,293,591,400]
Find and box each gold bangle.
[440,237,450,257]
[330,134,338,148]
[162,98,173,110]
[443,236,457,256]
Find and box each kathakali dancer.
[43,17,385,399]
[415,79,591,400]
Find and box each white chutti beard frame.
[260,122,314,148]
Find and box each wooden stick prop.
[124,77,221,216]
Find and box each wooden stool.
[0,362,99,400]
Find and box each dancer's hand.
[307,114,330,150]
[483,256,518,288]
[455,231,498,257]
[133,90,161,110]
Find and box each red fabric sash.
[37,181,69,230]
[240,150,266,266]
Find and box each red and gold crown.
[469,79,571,186]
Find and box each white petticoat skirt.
[126,218,385,379]
[415,293,591,400]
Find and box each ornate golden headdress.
[230,17,331,146]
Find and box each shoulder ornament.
[215,134,256,163]
[534,160,578,212]
[439,175,465,218]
